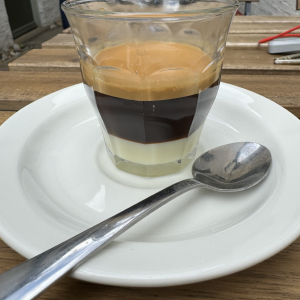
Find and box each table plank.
[223,48,300,75]
[1,236,300,300]
[59,16,300,37]
[43,33,270,50]
[0,72,81,110]
[1,71,300,117]
[0,111,15,125]
[230,22,300,34]
[42,34,75,49]
[9,48,300,75]
[232,15,300,23]
[8,49,79,72]
[227,34,269,48]
[222,74,300,117]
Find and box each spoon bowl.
[0,142,272,300]
[193,142,272,191]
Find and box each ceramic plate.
[1,83,300,287]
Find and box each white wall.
[0,0,14,51]
[239,0,300,15]
[35,0,61,27]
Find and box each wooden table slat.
[232,15,300,23]
[9,48,300,75]
[43,33,272,50]
[8,49,79,72]
[229,22,300,34]
[0,71,299,117]
[0,71,82,110]
[222,48,300,75]
[42,34,75,49]
[0,111,15,125]
[227,34,269,48]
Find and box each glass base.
[106,145,198,177]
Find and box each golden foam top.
[81,41,222,101]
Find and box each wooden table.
[1,16,300,300]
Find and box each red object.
[258,25,300,44]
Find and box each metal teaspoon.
[0,142,272,300]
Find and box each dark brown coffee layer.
[94,77,220,144]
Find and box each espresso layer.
[94,78,220,144]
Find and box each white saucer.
[1,83,300,287]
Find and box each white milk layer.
[102,126,203,165]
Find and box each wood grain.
[227,34,268,49]
[1,236,300,300]
[8,48,300,75]
[0,72,300,117]
[0,111,15,125]
[223,48,300,75]
[42,34,75,49]
[8,49,80,72]
[222,74,300,116]
[0,71,81,110]
[232,15,300,23]
[43,20,300,50]
[43,33,270,50]
[230,22,300,34]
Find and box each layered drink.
[80,41,223,176]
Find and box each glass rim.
[61,0,239,19]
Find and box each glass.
[62,0,238,177]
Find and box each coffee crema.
[82,41,220,101]
[80,41,222,166]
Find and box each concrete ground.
[15,26,63,48]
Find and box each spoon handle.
[0,178,202,300]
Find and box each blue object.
[268,37,300,54]
[60,0,70,29]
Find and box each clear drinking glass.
[62,0,238,177]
